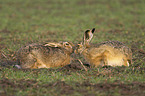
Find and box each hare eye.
[65,43,69,45]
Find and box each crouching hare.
[75,28,132,67]
[17,42,74,69]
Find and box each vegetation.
[0,0,145,95]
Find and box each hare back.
[17,45,71,69]
[93,41,132,57]
[93,41,126,48]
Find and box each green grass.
[0,0,145,95]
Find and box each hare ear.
[84,30,90,40]
[44,42,62,47]
[83,29,94,45]
[92,28,95,33]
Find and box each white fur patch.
[38,64,49,68]
[14,65,22,69]
[127,61,130,66]
[107,58,124,66]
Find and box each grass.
[0,0,145,95]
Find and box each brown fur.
[75,28,132,67]
[17,42,74,69]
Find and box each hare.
[17,42,74,69]
[75,28,132,67]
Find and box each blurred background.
[0,0,145,57]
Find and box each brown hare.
[75,28,132,67]
[17,42,74,69]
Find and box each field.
[0,0,145,95]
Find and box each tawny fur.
[75,28,132,67]
[17,42,74,69]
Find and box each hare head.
[75,28,95,54]
[61,41,74,53]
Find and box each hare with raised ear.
[17,42,74,69]
[75,28,132,67]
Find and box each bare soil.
[0,78,145,96]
